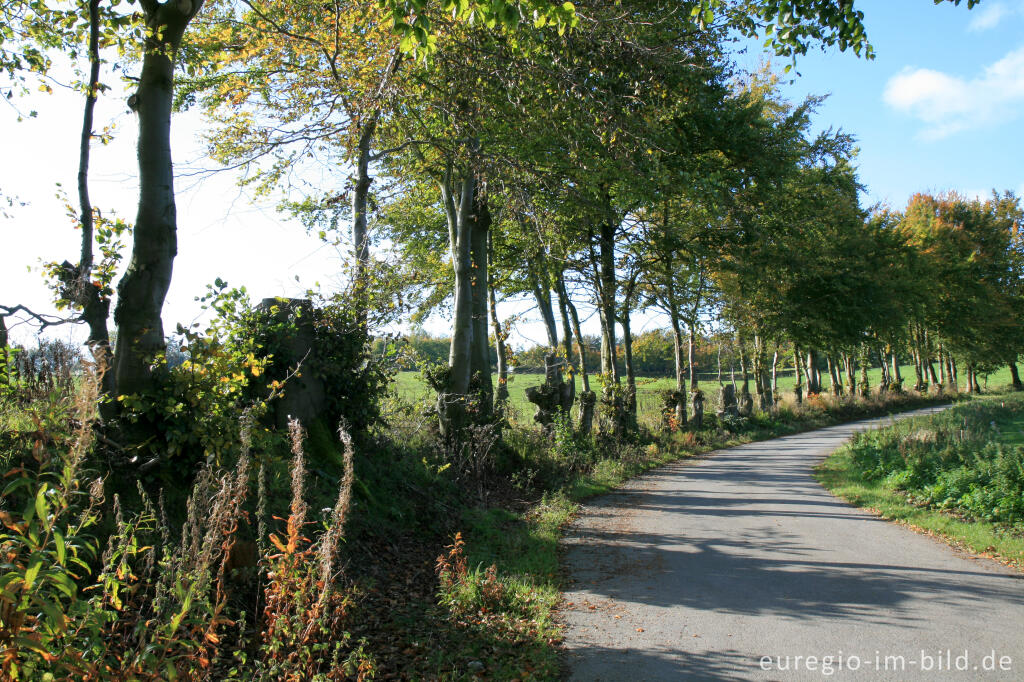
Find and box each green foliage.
[0,390,102,679]
[845,394,1024,526]
[42,189,131,310]
[117,282,271,478]
[0,372,372,679]
[550,412,597,474]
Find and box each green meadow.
[393,365,1015,423]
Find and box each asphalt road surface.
[562,408,1024,681]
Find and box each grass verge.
[815,393,1024,572]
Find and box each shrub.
[0,364,371,679]
[844,395,1024,526]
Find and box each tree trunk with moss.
[564,286,594,435]
[435,164,478,436]
[844,353,856,396]
[555,272,576,409]
[738,339,752,417]
[487,275,509,411]
[113,0,204,399]
[469,191,493,420]
[621,307,637,423]
[827,356,841,397]
[75,0,112,393]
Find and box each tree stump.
[661,390,684,431]
[690,389,704,429]
[717,384,738,418]
[257,298,326,430]
[578,390,597,436]
[738,387,753,417]
[525,353,573,432]
[659,387,684,430]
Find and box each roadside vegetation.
[0,345,969,680]
[817,391,1024,570]
[1,0,1018,679]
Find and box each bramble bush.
[117,281,272,479]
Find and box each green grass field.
[393,364,1015,423]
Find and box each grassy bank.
[816,391,1024,570]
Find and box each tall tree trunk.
[618,273,639,423]
[827,356,841,397]
[890,351,902,392]
[859,345,870,398]
[805,350,819,394]
[924,329,939,386]
[845,353,856,396]
[555,271,575,407]
[878,349,890,392]
[738,338,751,416]
[621,306,637,421]
[113,0,202,398]
[565,286,590,395]
[939,347,948,386]
[596,216,618,385]
[688,327,698,389]
[793,343,804,404]
[77,0,111,363]
[717,342,723,385]
[352,112,379,302]
[486,234,508,411]
[566,293,595,436]
[927,356,939,386]
[911,337,924,392]
[1010,362,1023,391]
[530,265,558,350]
[771,349,779,395]
[753,334,771,410]
[670,314,687,425]
[440,169,474,397]
[469,190,492,419]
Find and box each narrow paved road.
[562,408,1024,681]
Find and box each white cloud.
[968,1,1024,31]
[968,3,1009,31]
[883,45,1024,139]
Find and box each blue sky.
[743,0,1024,208]
[2,0,1022,346]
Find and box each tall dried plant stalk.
[313,420,356,608]
[286,418,309,551]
